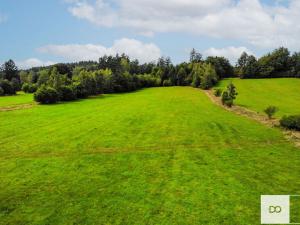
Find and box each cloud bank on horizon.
[17,58,56,70]
[38,38,161,64]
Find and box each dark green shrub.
[199,63,218,90]
[264,106,278,119]
[155,78,161,87]
[163,79,172,87]
[221,82,237,107]
[0,79,16,95]
[11,78,21,91]
[29,84,38,93]
[221,91,233,107]
[59,85,77,101]
[73,82,89,98]
[214,88,222,97]
[227,82,238,100]
[138,75,161,87]
[0,87,4,96]
[280,115,300,131]
[34,86,59,104]
[103,74,115,93]
[22,83,38,93]
[21,83,30,93]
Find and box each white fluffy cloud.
[38,38,161,63]
[66,0,300,49]
[204,46,255,64]
[17,58,56,69]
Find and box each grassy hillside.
[0,87,299,224]
[217,78,300,117]
[0,92,33,107]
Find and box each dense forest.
[0,47,299,104]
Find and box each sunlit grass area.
[0,92,33,108]
[0,87,299,224]
[217,78,300,117]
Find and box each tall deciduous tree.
[191,63,203,88]
[177,67,187,86]
[200,63,218,90]
[237,53,259,78]
[242,55,259,78]
[206,56,234,78]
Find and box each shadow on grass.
[36,88,148,107]
[237,103,249,108]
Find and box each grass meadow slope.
[217,78,300,117]
[0,92,33,108]
[0,87,299,224]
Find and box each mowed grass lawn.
[0,92,33,108]
[0,87,299,224]
[217,78,300,117]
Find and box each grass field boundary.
[216,78,300,117]
[204,89,300,148]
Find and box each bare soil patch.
[0,103,36,112]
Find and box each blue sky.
[0,0,297,68]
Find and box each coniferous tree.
[1,59,19,81]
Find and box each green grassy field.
[217,78,300,117]
[0,92,33,108]
[0,87,299,224]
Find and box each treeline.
[0,47,299,103]
[30,53,231,104]
[1,51,233,103]
[236,47,300,78]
